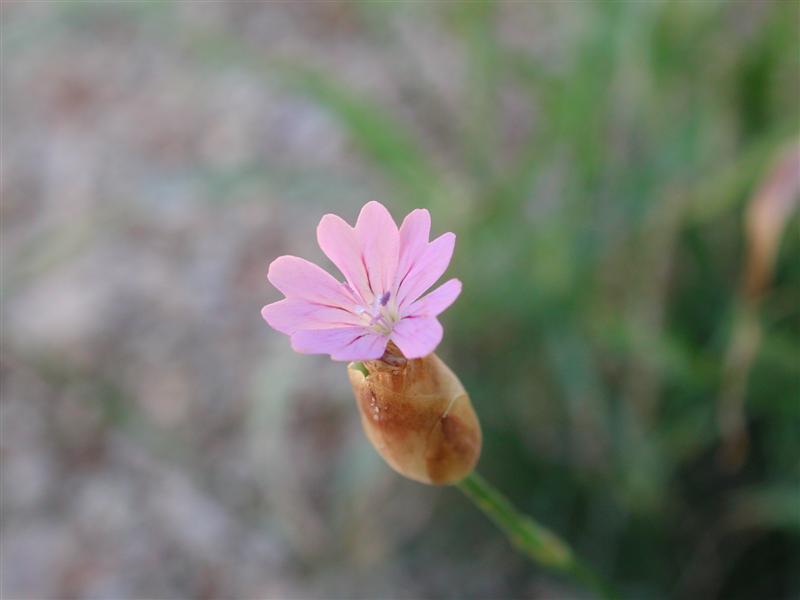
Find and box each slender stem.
[457,472,618,600]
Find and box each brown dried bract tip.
[348,347,482,485]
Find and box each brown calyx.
[348,352,481,485]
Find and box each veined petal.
[261,298,362,335]
[395,208,431,291]
[396,232,455,307]
[291,327,388,361]
[317,214,372,304]
[330,333,389,361]
[391,316,443,359]
[355,201,400,297]
[403,278,461,318]
[268,255,356,308]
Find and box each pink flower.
[261,201,461,361]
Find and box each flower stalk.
[457,472,618,600]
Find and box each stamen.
[357,290,397,335]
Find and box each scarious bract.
[348,351,481,485]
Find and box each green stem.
[457,472,618,600]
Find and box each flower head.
[261,201,461,361]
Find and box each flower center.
[356,290,398,335]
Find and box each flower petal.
[396,232,456,306]
[355,201,400,297]
[395,208,431,290]
[267,255,356,308]
[290,327,388,361]
[391,316,443,359]
[261,298,362,335]
[330,333,389,361]
[403,278,461,318]
[317,214,372,304]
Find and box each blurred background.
[2,1,799,598]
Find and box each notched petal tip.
[260,302,278,325]
[261,301,297,336]
[317,212,352,235]
[266,254,293,282]
[403,207,431,229]
[435,231,456,249]
[357,200,400,234]
[362,199,390,212]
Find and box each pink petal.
[355,201,399,297]
[403,278,461,318]
[290,327,388,361]
[330,333,389,361]
[261,298,362,335]
[395,208,431,290]
[317,214,372,304]
[396,232,456,306]
[391,316,443,359]
[267,255,356,308]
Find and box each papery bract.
[348,351,481,485]
[261,201,461,361]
